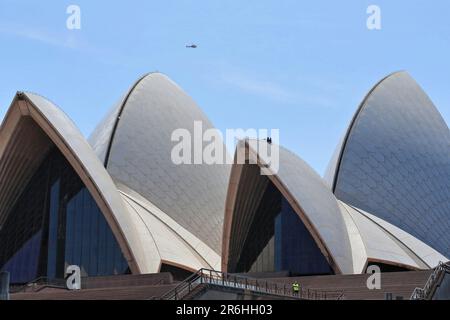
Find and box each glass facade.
[0,147,129,284]
[236,180,333,276]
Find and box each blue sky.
[1,1,449,174]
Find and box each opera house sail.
[0,73,229,284]
[223,72,449,276]
[325,72,450,259]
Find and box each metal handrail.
[159,271,203,300]
[410,261,450,300]
[159,268,343,300]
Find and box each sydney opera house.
[0,71,449,300]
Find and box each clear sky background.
[1,1,449,175]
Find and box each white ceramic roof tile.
[356,207,449,268]
[330,72,450,257]
[118,183,221,270]
[246,140,354,274]
[342,202,423,269]
[89,73,230,254]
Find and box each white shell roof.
[339,202,448,272]
[328,71,450,257]
[1,91,222,275]
[0,92,145,274]
[118,183,221,272]
[225,139,449,275]
[89,73,230,254]
[356,207,448,268]
[4,72,448,277]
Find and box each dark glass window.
[46,179,60,279]
[366,263,409,273]
[0,147,130,284]
[275,198,332,275]
[235,177,333,276]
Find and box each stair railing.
[410,261,450,300]
[159,268,343,300]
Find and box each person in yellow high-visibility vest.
[292,281,300,296]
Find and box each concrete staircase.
[267,270,432,300]
[11,273,178,300]
[11,283,178,300]
[9,270,433,300]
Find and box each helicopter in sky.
[186,44,197,48]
